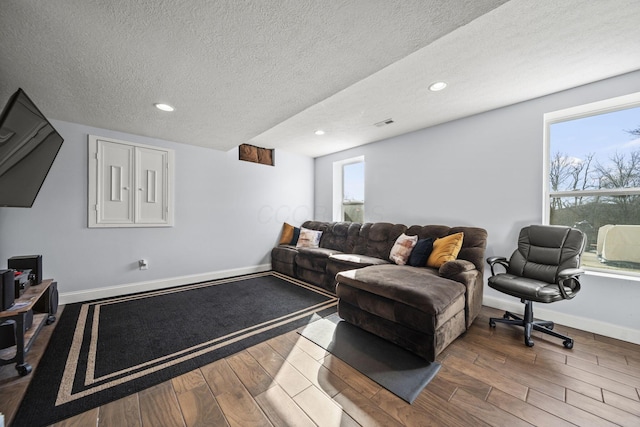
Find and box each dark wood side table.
[0,279,56,376]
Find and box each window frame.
[542,91,640,279]
[332,156,365,222]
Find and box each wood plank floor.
[1,305,639,426]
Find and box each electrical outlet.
[138,259,148,270]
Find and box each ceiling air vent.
[374,118,394,127]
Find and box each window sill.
[583,267,640,282]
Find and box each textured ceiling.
[1,0,639,158]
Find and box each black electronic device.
[14,269,31,298]
[15,269,31,285]
[8,254,42,285]
[0,320,16,350]
[0,88,64,207]
[0,311,34,350]
[0,269,15,310]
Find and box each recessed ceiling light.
[154,103,175,112]
[428,81,447,92]
[315,130,325,135]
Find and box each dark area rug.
[13,272,337,427]
[298,313,440,403]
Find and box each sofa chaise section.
[336,265,467,361]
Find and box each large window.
[333,156,364,223]
[544,92,640,277]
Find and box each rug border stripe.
[57,300,337,405]
[86,299,337,384]
[54,272,337,406]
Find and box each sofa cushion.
[427,232,464,268]
[325,254,390,293]
[328,253,390,269]
[336,264,465,315]
[271,245,298,264]
[356,222,407,260]
[320,222,353,252]
[296,247,343,273]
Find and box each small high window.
[333,156,364,223]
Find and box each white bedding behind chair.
[597,225,640,264]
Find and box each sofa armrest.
[439,260,483,329]
[439,260,476,280]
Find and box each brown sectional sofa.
[271,220,488,361]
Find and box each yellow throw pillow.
[279,222,294,245]
[426,232,464,268]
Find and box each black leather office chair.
[487,225,586,348]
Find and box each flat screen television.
[0,88,64,207]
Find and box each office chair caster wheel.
[489,319,496,328]
[16,363,32,376]
[46,315,56,325]
[525,338,534,347]
[503,313,510,320]
[563,339,574,349]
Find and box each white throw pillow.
[389,233,418,265]
[296,227,323,248]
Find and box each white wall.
[0,121,314,302]
[315,70,640,344]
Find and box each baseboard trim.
[483,295,640,345]
[60,264,272,305]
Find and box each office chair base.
[489,301,574,349]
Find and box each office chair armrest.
[558,268,584,278]
[557,268,584,299]
[486,256,509,276]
